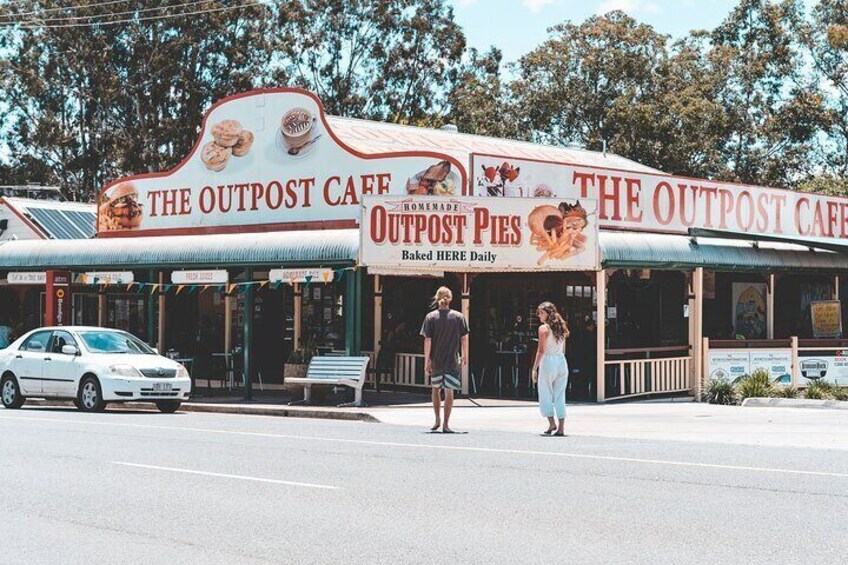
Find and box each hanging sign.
[97,88,466,237]
[82,271,134,284]
[810,300,842,338]
[269,268,335,284]
[7,272,46,285]
[45,271,72,327]
[473,154,848,242]
[171,270,229,285]
[360,195,600,272]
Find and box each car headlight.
[109,364,143,377]
[177,365,190,379]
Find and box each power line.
[0,0,132,18]
[0,1,213,24]
[0,1,262,28]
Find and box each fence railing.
[394,353,429,388]
[605,346,692,399]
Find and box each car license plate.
[153,383,172,392]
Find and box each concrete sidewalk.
[370,399,848,450]
[23,392,848,450]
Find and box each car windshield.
[78,330,156,355]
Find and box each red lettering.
[572,171,595,199]
[653,181,675,226]
[736,191,754,232]
[718,189,734,229]
[795,198,811,236]
[625,178,643,222]
[199,186,215,214]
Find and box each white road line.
[3,412,848,479]
[112,461,338,490]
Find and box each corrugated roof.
[4,197,96,240]
[0,226,838,273]
[0,229,358,270]
[600,231,848,272]
[328,116,662,174]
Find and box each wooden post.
[767,273,775,340]
[97,292,106,327]
[702,337,710,393]
[834,275,840,300]
[791,335,799,388]
[692,267,704,400]
[157,271,166,352]
[293,283,302,351]
[461,273,471,396]
[595,269,607,403]
[147,269,156,345]
[243,268,254,401]
[373,275,383,387]
[224,292,232,355]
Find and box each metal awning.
[600,230,848,272]
[0,229,358,270]
[689,227,848,254]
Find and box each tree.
[709,0,826,186]
[511,11,670,167]
[273,0,466,124]
[443,47,522,139]
[0,1,274,201]
[800,0,848,178]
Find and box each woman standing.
[531,302,570,436]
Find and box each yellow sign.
[811,300,842,338]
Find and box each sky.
[448,0,752,63]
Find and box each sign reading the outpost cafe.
[97,88,466,238]
[360,196,600,272]
[474,154,848,241]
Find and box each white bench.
[287,356,370,407]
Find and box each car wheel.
[72,398,82,410]
[78,376,106,412]
[1,375,25,409]
[155,400,181,414]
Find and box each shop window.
[301,282,346,352]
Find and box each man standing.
[420,286,469,433]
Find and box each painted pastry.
[232,130,254,157]
[201,141,232,172]
[211,119,244,147]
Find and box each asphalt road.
[1,407,847,565]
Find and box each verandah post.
[596,269,607,403]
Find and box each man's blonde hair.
[431,286,453,309]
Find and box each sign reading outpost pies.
[474,154,848,241]
[97,88,466,237]
[360,196,600,272]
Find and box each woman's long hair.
[538,301,569,342]
[431,286,453,309]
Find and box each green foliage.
[287,344,317,365]
[771,386,800,399]
[737,369,773,399]
[804,379,835,399]
[832,387,848,401]
[705,379,737,405]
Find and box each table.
[213,353,234,390]
[495,349,526,397]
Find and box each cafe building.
[4,87,848,402]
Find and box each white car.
[0,326,191,413]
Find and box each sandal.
[542,426,556,436]
[430,423,441,431]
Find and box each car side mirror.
[62,344,80,356]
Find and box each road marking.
[112,461,338,490]
[3,412,848,479]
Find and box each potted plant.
[284,344,315,381]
